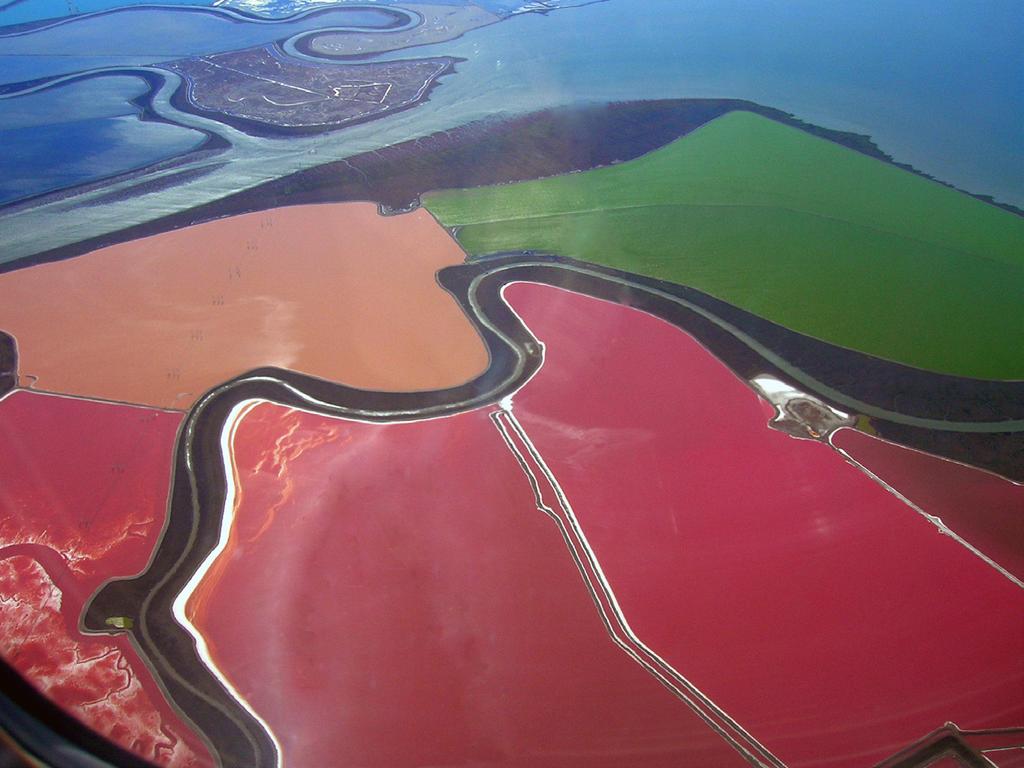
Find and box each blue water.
[0,73,149,128]
[0,0,1020,249]
[0,75,206,204]
[0,0,558,29]
[0,5,404,83]
[0,0,210,28]
[401,0,1023,207]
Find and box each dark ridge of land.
[618,260,1024,427]
[78,162,229,209]
[871,423,1022,489]
[0,331,15,397]
[475,255,1024,482]
[4,99,744,268]
[0,146,227,219]
[121,95,1009,217]
[12,97,1019,273]
[3,95,1020,461]
[76,253,1022,768]
[186,95,962,214]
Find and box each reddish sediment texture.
[987,749,1024,767]
[0,556,211,767]
[832,428,1024,582]
[184,282,1021,766]
[0,203,487,409]
[187,402,751,768]
[0,390,212,767]
[503,283,1023,766]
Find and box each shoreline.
[75,254,1024,768]
[7,97,1019,274]
[164,51,462,138]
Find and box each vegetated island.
[164,46,462,137]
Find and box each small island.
[164,46,460,137]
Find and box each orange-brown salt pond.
[0,203,487,409]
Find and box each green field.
[424,111,1024,380]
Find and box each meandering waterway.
[0,0,1020,258]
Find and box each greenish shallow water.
[425,111,1024,380]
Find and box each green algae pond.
[425,111,1024,380]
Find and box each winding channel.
[72,255,1024,768]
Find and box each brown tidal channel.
[0,203,487,409]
